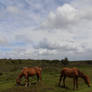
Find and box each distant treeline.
[0,58,92,65]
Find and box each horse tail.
[60,69,64,77]
[58,69,64,86]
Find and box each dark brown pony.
[58,67,90,90]
[16,66,42,87]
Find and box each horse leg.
[63,76,66,88]
[58,74,63,86]
[25,74,29,87]
[36,72,41,81]
[38,72,42,81]
[76,77,78,90]
[37,74,40,81]
[73,77,76,90]
[39,74,42,81]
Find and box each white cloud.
[0,34,9,46]
[0,0,92,60]
[38,2,92,60]
[42,4,79,29]
[6,6,20,14]
[38,48,57,55]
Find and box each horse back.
[22,67,42,76]
[61,67,79,77]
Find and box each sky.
[0,0,92,60]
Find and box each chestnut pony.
[58,67,90,90]
[16,66,42,87]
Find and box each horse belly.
[28,71,36,76]
[68,75,74,78]
[65,72,74,77]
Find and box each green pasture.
[0,60,92,92]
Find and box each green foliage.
[61,57,69,65]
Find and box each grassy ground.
[0,60,92,92]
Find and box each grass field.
[0,59,92,92]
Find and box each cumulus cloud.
[42,4,79,29]
[36,37,85,54]
[6,6,20,14]
[0,35,9,46]
[0,0,92,60]
[38,1,92,60]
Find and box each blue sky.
[0,0,92,60]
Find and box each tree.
[61,57,69,65]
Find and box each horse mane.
[78,70,86,78]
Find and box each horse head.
[16,72,24,86]
[16,78,21,85]
[83,75,90,87]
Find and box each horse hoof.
[25,84,28,87]
[25,85,28,87]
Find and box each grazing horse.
[58,67,90,90]
[16,66,42,87]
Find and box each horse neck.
[17,72,24,81]
[78,70,86,78]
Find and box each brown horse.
[16,66,42,87]
[58,67,90,90]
